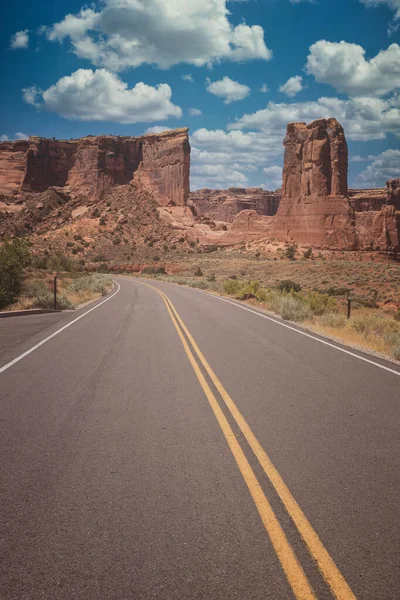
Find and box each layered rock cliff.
[189,188,280,223]
[268,118,399,251]
[0,128,190,207]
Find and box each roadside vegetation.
[139,266,400,362]
[0,239,113,311]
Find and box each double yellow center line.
[141,281,357,600]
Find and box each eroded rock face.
[272,118,356,249]
[387,179,400,210]
[348,188,387,212]
[189,188,280,222]
[355,206,400,251]
[0,128,190,206]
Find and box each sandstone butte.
[0,128,190,207]
[0,122,399,253]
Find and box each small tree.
[284,245,297,260]
[0,238,31,309]
[303,248,313,259]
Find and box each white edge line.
[0,280,121,376]
[144,280,400,378]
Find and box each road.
[1,276,399,600]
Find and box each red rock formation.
[0,140,30,194]
[355,206,399,251]
[137,128,190,207]
[272,118,357,249]
[0,128,190,206]
[348,188,387,212]
[189,188,280,222]
[387,178,400,210]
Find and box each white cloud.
[263,166,282,190]
[182,74,194,82]
[0,133,30,142]
[306,40,400,96]
[229,95,400,141]
[191,163,248,189]
[45,0,271,71]
[145,126,169,134]
[23,69,182,124]
[206,76,251,103]
[190,128,282,190]
[10,30,29,50]
[360,0,400,18]
[189,108,202,116]
[357,149,400,186]
[260,83,269,93]
[279,75,304,97]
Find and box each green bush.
[223,279,244,295]
[303,248,313,259]
[194,267,203,277]
[141,266,166,275]
[67,275,112,296]
[268,293,311,322]
[278,280,301,293]
[0,238,31,309]
[47,251,75,272]
[284,245,297,260]
[32,292,74,310]
[303,291,337,316]
[351,314,400,339]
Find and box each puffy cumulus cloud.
[206,76,251,104]
[189,108,202,116]
[23,69,182,124]
[190,128,282,189]
[306,40,400,96]
[263,166,282,190]
[10,30,29,49]
[229,95,400,141]
[45,0,271,71]
[0,132,30,141]
[191,163,248,190]
[279,75,304,97]
[357,149,400,186]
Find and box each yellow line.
[157,287,357,600]
[154,289,317,600]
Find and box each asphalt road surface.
[1,276,399,600]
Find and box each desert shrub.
[237,280,260,300]
[47,251,75,272]
[153,255,161,262]
[141,266,166,275]
[0,238,31,309]
[113,236,121,245]
[278,280,301,293]
[393,345,400,361]
[67,274,112,296]
[194,267,203,277]
[223,279,244,296]
[93,254,107,263]
[99,216,107,226]
[22,279,48,298]
[325,286,351,297]
[319,313,347,329]
[32,292,74,310]
[394,309,400,322]
[268,293,311,322]
[303,291,337,316]
[31,255,48,269]
[208,272,216,282]
[303,248,313,259]
[284,245,297,260]
[351,314,400,339]
[189,280,208,290]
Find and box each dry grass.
[7,271,113,311]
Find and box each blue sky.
[1,0,399,190]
